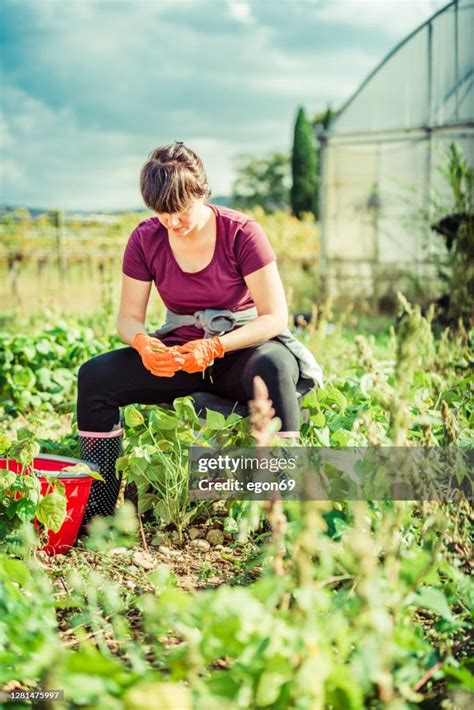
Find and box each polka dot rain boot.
[79,427,123,525]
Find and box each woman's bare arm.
[116,275,153,345]
[219,261,288,353]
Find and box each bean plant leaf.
[18,441,41,465]
[325,386,348,412]
[206,409,226,430]
[443,660,474,692]
[0,470,17,490]
[123,681,192,710]
[309,410,325,428]
[10,366,36,390]
[410,586,454,621]
[36,489,68,532]
[2,558,30,585]
[0,432,13,455]
[14,498,38,523]
[124,405,145,428]
[173,396,200,425]
[256,670,289,706]
[150,409,178,431]
[61,463,105,481]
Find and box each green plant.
[0,555,59,686]
[291,106,318,219]
[0,305,472,707]
[432,142,473,326]
[0,428,68,546]
[231,151,290,213]
[137,499,473,709]
[0,319,120,414]
[117,399,253,543]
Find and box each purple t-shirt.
[122,203,277,344]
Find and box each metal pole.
[318,133,328,298]
[454,0,459,123]
[427,18,433,126]
[425,20,433,270]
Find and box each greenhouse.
[319,0,473,304]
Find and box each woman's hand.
[177,336,225,373]
[133,333,185,377]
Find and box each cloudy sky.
[1,0,447,210]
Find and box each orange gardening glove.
[133,333,184,377]
[177,336,225,374]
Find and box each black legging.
[77,339,300,433]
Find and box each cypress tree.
[291,106,318,219]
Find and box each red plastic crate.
[0,454,97,555]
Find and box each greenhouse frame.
[318,0,473,304]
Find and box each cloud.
[1,81,142,210]
[1,0,448,209]
[1,80,242,210]
[227,1,255,26]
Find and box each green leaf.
[173,396,200,425]
[0,432,13,455]
[224,412,243,426]
[123,681,191,710]
[207,672,240,700]
[410,586,454,621]
[325,665,365,710]
[155,500,172,524]
[36,367,53,388]
[23,344,37,361]
[150,409,179,431]
[16,427,36,442]
[0,470,17,490]
[309,410,325,428]
[10,366,36,390]
[325,386,348,412]
[124,405,145,428]
[36,490,67,532]
[330,429,355,446]
[1,558,31,585]
[51,368,73,388]
[35,338,53,355]
[315,426,330,446]
[14,497,38,523]
[18,440,41,465]
[205,409,226,430]
[61,463,104,481]
[224,515,239,534]
[400,549,435,585]
[443,660,474,692]
[256,670,288,706]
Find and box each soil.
[34,520,262,650]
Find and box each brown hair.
[140,142,211,213]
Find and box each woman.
[77,142,323,521]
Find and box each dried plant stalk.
[249,375,275,447]
[249,375,286,575]
[441,400,459,443]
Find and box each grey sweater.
[153,306,324,390]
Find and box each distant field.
[0,208,321,316]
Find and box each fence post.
[49,210,66,276]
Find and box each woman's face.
[156,198,208,236]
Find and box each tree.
[311,106,337,137]
[231,151,290,213]
[291,106,318,219]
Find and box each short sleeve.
[234,220,277,277]
[122,227,153,281]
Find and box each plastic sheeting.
[320,0,473,298]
